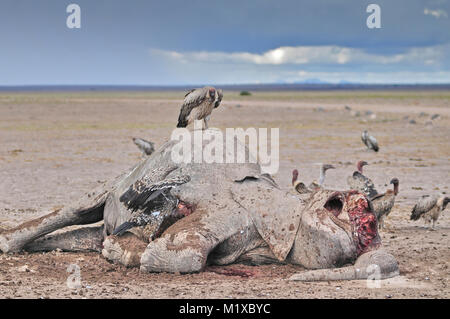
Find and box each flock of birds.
[291,130,448,231]
[117,85,447,240]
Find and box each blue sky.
[0,0,449,85]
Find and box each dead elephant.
[0,130,399,281]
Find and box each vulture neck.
[392,183,399,195]
[292,174,298,186]
[357,163,364,173]
[319,167,326,186]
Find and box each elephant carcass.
[0,129,399,281]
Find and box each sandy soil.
[0,90,449,298]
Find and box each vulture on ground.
[410,195,450,230]
[370,178,399,230]
[347,160,378,198]
[307,164,335,190]
[361,130,379,152]
[292,169,311,194]
[177,86,223,129]
[132,138,155,156]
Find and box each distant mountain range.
[0,83,449,92]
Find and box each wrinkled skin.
[0,130,399,281]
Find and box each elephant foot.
[102,234,147,268]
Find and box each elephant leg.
[24,226,104,253]
[140,200,250,273]
[0,188,109,253]
[289,249,399,281]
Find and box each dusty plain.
[0,90,449,298]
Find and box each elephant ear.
[231,180,304,261]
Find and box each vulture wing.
[361,132,369,148]
[368,135,379,152]
[177,88,207,127]
[371,192,395,220]
[410,195,438,221]
[294,181,311,194]
[113,175,191,236]
[214,89,223,108]
[348,171,378,198]
[119,175,190,212]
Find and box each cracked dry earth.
[0,90,449,298]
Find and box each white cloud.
[149,44,450,84]
[424,8,448,18]
[151,44,447,67]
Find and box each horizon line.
[1,83,450,92]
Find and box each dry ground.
[0,90,449,298]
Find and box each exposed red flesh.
[346,191,381,256]
[177,201,195,216]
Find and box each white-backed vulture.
[370,178,399,230]
[176,86,223,129]
[361,130,379,152]
[307,163,335,190]
[347,160,378,198]
[410,195,450,230]
[292,169,311,194]
[113,175,192,241]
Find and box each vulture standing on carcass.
[361,130,379,152]
[132,138,155,156]
[292,169,311,194]
[410,195,450,230]
[308,164,335,190]
[112,175,193,241]
[177,86,223,129]
[347,160,378,198]
[370,178,399,230]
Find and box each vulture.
[132,137,155,156]
[410,195,450,230]
[113,175,192,241]
[177,86,223,129]
[292,169,311,194]
[307,164,335,190]
[370,178,399,230]
[361,130,379,152]
[347,160,378,198]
